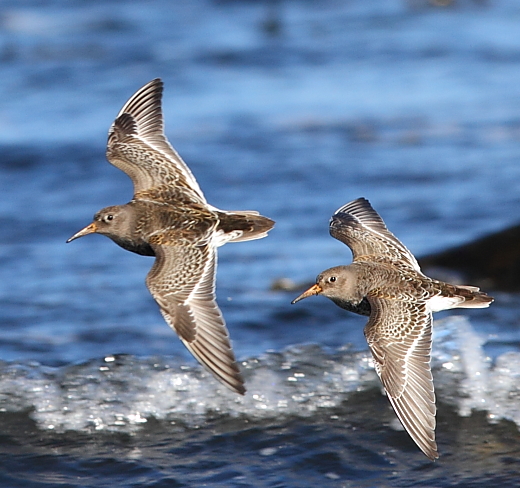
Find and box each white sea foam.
[0,316,518,433]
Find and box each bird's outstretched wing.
[107,78,206,201]
[145,239,245,395]
[329,198,421,272]
[364,295,438,460]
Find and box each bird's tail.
[217,210,275,243]
[450,284,494,308]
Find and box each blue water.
[1,0,520,486]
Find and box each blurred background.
[0,1,519,486]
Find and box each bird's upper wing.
[329,198,421,272]
[364,295,438,460]
[145,238,244,395]
[106,78,206,201]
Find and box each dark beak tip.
[291,295,305,305]
[291,283,322,305]
[66,233,81,244]
[66,223,97,243]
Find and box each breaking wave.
[0,316,518,433]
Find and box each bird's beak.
[291,283,322,304]
[66,222,97,243]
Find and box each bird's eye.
[328,276,336,283]
[105,214,114,222]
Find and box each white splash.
[433,315,520,426]
[0,316,518,433]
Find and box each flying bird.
[292,198,493,459]
[68,79,274,395]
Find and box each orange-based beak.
[291,283,322,304]
[66,222,97,243]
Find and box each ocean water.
[0,0,520,486]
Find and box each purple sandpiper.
[68,79,274,395]
[292,198,493,460]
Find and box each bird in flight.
[68,79,274,395]
[292,197,492,460]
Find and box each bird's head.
[291,266,358,304]
[67,205,129,242]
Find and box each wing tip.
[329,197,377,234]
[231,380,247,396]
[333,197,372,216]
[204,357,246,395]
[426,446,440,461]
[181,336,247,395]
[387,392,439,461]
[114,78,164,127]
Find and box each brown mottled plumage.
[68,79,274,395]
[292,198,493,460]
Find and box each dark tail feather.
[218,211,275,242]
[453,284,494,308]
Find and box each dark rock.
[419,224,520,292]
